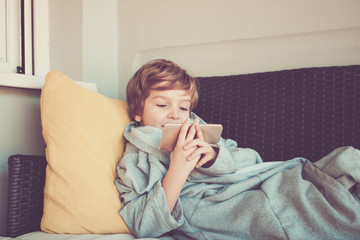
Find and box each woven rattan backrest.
[7,155,46,237]
[195,65,360,162]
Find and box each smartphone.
[159,123,223,152]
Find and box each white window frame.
[0,0,49,89]
[33,0,49,77]
[0,0,49,76]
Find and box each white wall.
[117,0,360,100]
[0,86,46,235]
[82,0,119,99]
[49,0,119,99]
[49,0,83,81]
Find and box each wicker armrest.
[7,155,47,238]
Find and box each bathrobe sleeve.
[115,143,184,237]
[193,137,263,177]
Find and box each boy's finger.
[196,156,210,168]
[186,124,196,142]
[184,138,202,151]
[177,119,190,144]
[185,118,199,142]
[195,124,204,141]
[186,145,206,161]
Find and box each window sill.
[0,72,97,91]
[0,72,45,89]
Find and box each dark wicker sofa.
[7,65,360,238]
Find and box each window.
[0,0,49,76]
[0,0,21,74]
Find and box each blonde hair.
[126,59,199,120]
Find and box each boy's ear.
[134,114,141,122]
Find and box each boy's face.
[134,89,192,128]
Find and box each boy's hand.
[163,118,218,212]
[169,118,218,175]
[163,118,201,212]
[184,120,218,168]
[169,118,200,176]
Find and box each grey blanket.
[115,120,360,240]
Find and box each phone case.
[159,123,223,151]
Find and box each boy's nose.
[168,108,179,119]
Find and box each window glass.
[0,0,20,73]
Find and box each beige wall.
[49,0,83,81]
[49,0,119,99]
[117,0,360,100]
[82,0,119,99]
[0,86,46,235]
[45,0,360,100]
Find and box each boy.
[126,59,219,212]
[115,59,360,239]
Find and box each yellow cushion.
[40,71,130,234]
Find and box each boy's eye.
[157,104,167,108]
[180,107,189,111]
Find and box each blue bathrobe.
[115,114,360,239]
